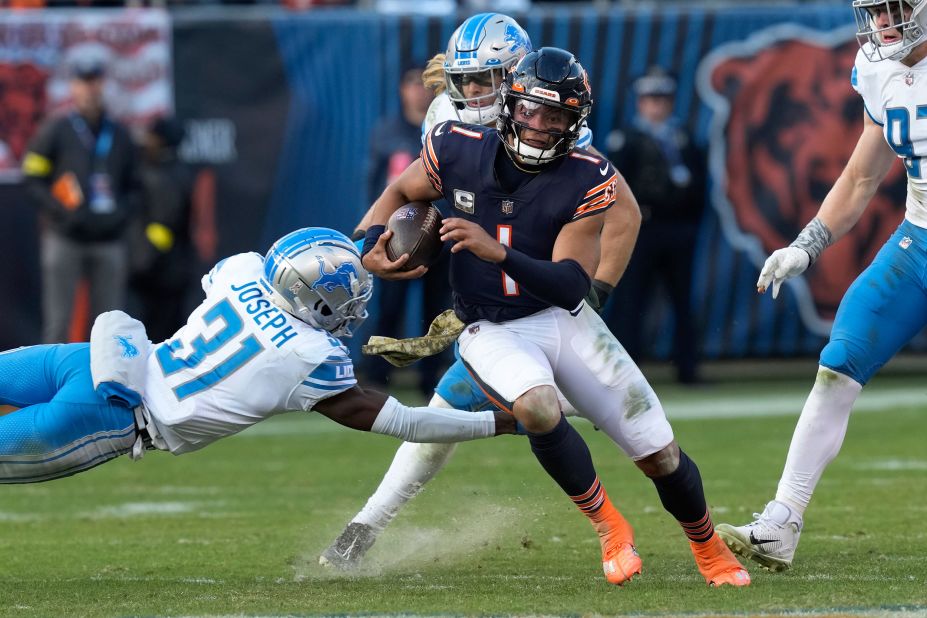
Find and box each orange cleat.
[593,510,642,585]
[690,533,751,587]
[601,535,643,585]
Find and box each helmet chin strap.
[509,133,557,165]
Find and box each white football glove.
[756,247,810,299]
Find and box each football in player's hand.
[386,202,443,271]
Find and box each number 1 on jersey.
[497,225,519,296]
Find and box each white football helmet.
[262,228,372,338]
[853,0,927,61]
[444,13,532,126]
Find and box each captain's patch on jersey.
[454,189,475,214]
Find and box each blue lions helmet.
[444,13,532,126]
[263,228,373,337]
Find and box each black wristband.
[351,228,366,242]
[588,279,614,312]
[361,225,386,257]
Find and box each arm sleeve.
[500,248,591,310]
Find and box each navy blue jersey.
[421,121,618,323]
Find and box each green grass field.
[2,371,926,617]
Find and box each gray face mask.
[853,0,927,62]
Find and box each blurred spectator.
[359,64,452,396]
[22,55,139,343]
[128,116,197,343]
[604,66,707,385]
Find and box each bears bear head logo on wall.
[698,24,906,333]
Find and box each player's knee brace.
[819,338,875,385]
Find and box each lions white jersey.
[421,92,594,149]
[143,253,356,454]
[852,47,927,226]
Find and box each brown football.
[386,202,443,271]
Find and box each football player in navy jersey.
[323,14,616,575]
[359,47,750,587]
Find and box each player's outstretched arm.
[313,385,515,442]
[757,114,896,297]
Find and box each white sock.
[775,366,862,517]
[355,394,459,532]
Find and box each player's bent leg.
[0,343,137,483]
[458,318,640,584]
[0,400,136,483]
[552,307,746,585]
[435,357,494,412]
[516,388,640,586]
[0,344,72,407]
[635,444,749,587]
[320,392,464,570]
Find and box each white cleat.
[716,500,802,572]
[319,522,376,571]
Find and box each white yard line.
[662,386,927,420]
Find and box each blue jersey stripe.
[302,380,354,391]
[864,104,883,126]
[0,425,135,465]
[265,228,356,281]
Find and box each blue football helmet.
[263,228,373,337]
[444,13,532,125]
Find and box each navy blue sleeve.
[500,248,591,310]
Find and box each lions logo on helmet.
[263,228,373,337]
[853,0,927,62]
[444,13,532,125]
